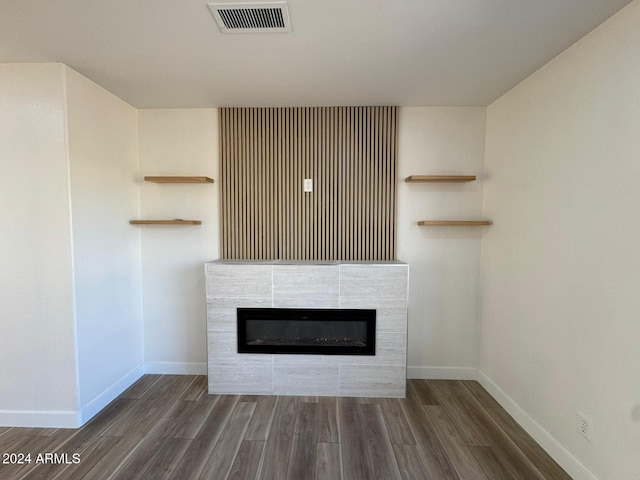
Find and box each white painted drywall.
[64,67,144,420]
[481,1,640,478]
[397,107,486,379]
[0,64,78,426]
[137,109,219,373]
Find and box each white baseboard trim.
[144,361,207,375]
[78,364,146,426]
[0,364,145,428]
[0,409,80,428]
[0,362,208,429]
[477,370,598,480]
[407,366,478,380]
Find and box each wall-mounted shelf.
[132,175,212,226]
[144,176,214,183]
[417,220,492,226]
[130,220,202,225]
[405,175,476,183]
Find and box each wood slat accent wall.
[219,107,397,260]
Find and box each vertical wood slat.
[219,107,397,261]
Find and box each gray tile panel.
[206,262,409,398]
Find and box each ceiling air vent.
[207,2,291,33]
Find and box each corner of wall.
[477,370,598,480]
[78,364,146,426]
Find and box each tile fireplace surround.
[205,260,409,397]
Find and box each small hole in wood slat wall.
[219,106,398,261]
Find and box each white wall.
[65,67,144,422]
[480,1,640,479]
[0,63,145,427]
[397,107,486,378]
[137,109,219,373]
[0,64,79,426]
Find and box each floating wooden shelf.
[406,175,476,183]
[130,220,202,225]
[144,176,214,183]
[418,220,492,226]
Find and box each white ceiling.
[0,0,632,108]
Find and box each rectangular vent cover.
[208,2,291,33]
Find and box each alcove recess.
[129,176,213,225]
[405,175,492,226]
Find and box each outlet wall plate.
[577,412,592,441]
[303,178,313,192]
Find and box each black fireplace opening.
[237,308,376,355]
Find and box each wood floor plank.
[317,396,340,443]
[138,438,191,480]
[378,397,416,444]
[119,375,161,399]
[423,405,489,480]
[244,395,278,441]
[1,436,48,480]
[147,398,195,439]
[227,440,266,480]
[449,382,503,444]
[49,436,121,480]
[69,398,135,441]
[486,407,572,480]
[198,401,257,480]
[118,375,197,437]
[100,376,189,437]
[339,397,372,480]
[398,397,460,480]
[4,428,80,480]
[18,428,57,437]
[470,446,518,480]
[462,381,501,409]
[69,433,146,480]
[257,396,298,480]
[172,396,219,439]
[442,384,552,480]
[109,399,193,480]
[179,375,208,401]
[151,399,199,438]
[170,395,239,479]
[427,380,495,447]
[408,379,439,405]
[21,399,134,480]
[451,387,551,480]
[393,443,437,480]
[0,428,31,453]
[358,403,403,480]
[17,429,81,480]
[286,401,318,480]
[316,442,343,480]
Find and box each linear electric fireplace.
[237,308,376,355]
[206,261,408,397]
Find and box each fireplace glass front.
[237,308,376,355]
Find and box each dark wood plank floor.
[0,375,572,480]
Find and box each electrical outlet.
[577,413,591,441]
[303,178,313,192]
